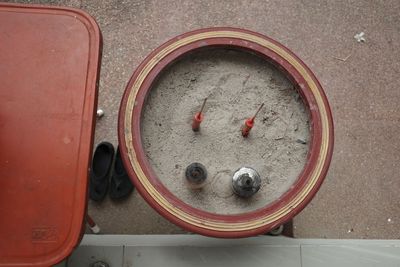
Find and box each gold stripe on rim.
[124,30,331,231]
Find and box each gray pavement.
[7,0,400,238]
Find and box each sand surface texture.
[141,49,310,214]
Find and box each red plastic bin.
[0,3,100,266]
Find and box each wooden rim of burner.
[118,27,334,238]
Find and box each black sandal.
[110,146,134,200]
[89,142,115,201]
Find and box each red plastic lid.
[0,3,100,266]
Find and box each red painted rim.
[118,27,334,238]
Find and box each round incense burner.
[118,28,334,238]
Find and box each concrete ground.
[8,0,400,238]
